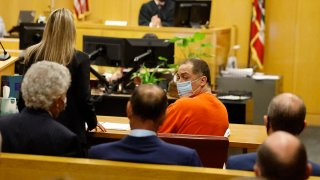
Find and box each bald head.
[267,93,306,135]
[129,84,167,122]
[255,131,309,180]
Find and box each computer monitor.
[174,0,211,28]
[83,35,174,68]
[126,38,174,68]
[19,23,45,49]
[83,36,127,67]
[17,10,36,25]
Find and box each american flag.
[250,0,265,70]
[74,0,89,19]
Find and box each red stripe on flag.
[250,0,265,69]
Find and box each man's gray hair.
[21,61,71,111]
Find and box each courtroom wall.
[264,0,320,125]
[2,0,320,125]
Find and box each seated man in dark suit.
[254,131,311,180]
[227,93,320,176]
[0,61,83,157]
[89,84,202,166]
[138,0,175,27]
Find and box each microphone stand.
[0,41,11,61]
[88,48,112,94]
[110,49,152,92]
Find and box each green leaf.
[158,56,168,61]
[193,32,205,41]
[168,37,181,43]
[182,39,189,47]
[167,64,179,69]
[201,43,214,48]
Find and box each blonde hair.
[24,8,76,65]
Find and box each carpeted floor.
[299,125,320,164]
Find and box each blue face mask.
[176,81,193,97]
[176,78,201,97]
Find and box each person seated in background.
[227,93,320,176]
[138,0,175,27]
[0,61,83,157]
[254,131,311,180]
[89,84,202,167]
[158,59,229,136]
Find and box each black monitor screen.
[19,23,45,49]
[83,35,174,68]
[174,0,211,28]
[126,38,174,68]
[83,36,127,67]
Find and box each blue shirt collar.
[129,129,157,137]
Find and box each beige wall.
[264,0,320,125]
[0,0,73,30]
[0,0,147,28]
[211,0,252,68]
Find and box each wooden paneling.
[211,0,252,68]
[0,0,73,30]
[264,0,320,125]
[0,153,256,180]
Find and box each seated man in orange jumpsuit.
[158,59,229,136]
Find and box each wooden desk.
[0,38,22,57]
[92,92,252,124]
[0,56,19,85]
[94,116,267,151]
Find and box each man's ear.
[264,115,272,135]
[253,164,261,177]
[126,101,132,120]
[303,120,307,131]
[305,162,312,179]
[263,115,268,126]
[200,76,207,87]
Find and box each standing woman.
[19,8,106,155]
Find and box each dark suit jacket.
[0,108,83,157]
[227,152,320,176]
[88,135,202,167]
[18,50,97,146]
[138,0,175,26]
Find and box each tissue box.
[1,75,23,99]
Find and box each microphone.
[134,49,152,62]
[0,41,10,61]
[88,47,104,60]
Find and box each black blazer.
[0,108,83,157]
[18,50,97,146]
[138,0,175,26]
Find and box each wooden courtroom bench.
[90,116,267,152]
[0,153,255,180]
[89,131,229,168]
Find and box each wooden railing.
[0,153,255,180]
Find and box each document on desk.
[100,122,130,131]
[218,95,251,101]
[252,74,280,80]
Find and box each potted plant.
[168,32,214,59]
[131,56,177,85]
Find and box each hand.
[150,15,162,27]
[94,122,107,132]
